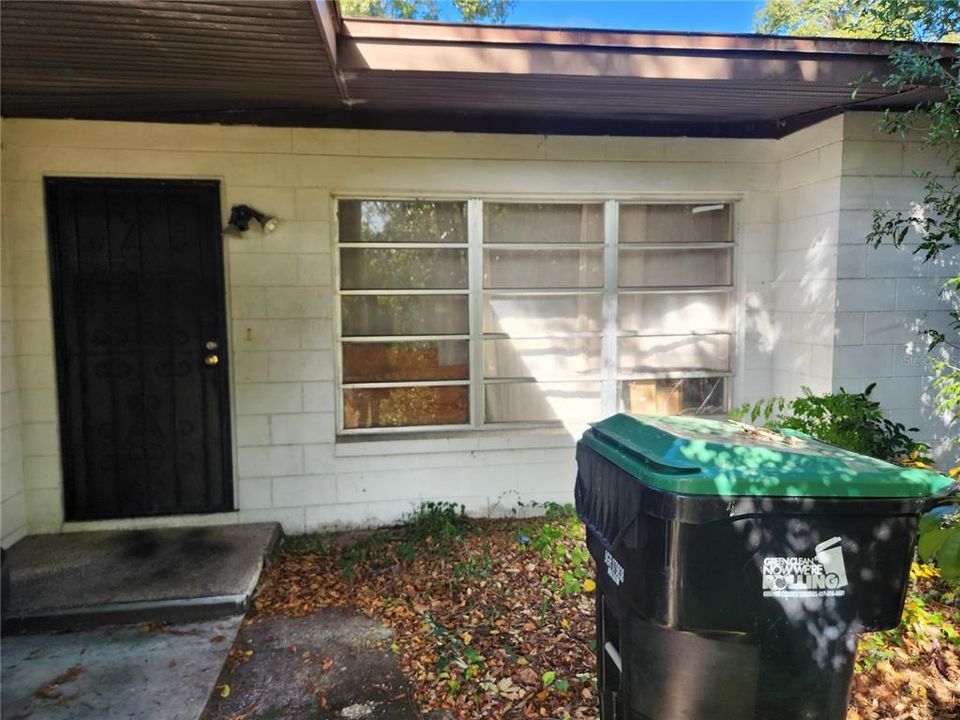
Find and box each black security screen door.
[46,178,233,520]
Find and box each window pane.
[618,292,731,334]
[339,200,467,244]
[484,381,601,423]
[484,203,604,244]
[618,334,731,373]
[343,341,469,383]
[618,248,731,287]
[340,248,467,290]
[484,337,602,380]
[619,377,726,415]
[484,248,603,289]
[341,295,468,336]
[344,386,469,429]
[619,204,731,244]
[484,294,602,336]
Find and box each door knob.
[204,354,220,366]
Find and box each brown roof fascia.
[341,16,958,58]
[310,0,350,101]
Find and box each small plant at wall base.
[279,501,470,578]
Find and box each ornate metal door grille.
[46,178,233,520]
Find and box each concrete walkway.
[4,524,280,630]
[202,607,418,720]
[1,525,425,720]
[1,617,242,720]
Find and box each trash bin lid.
[581,414,954,498]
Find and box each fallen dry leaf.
[252,514,959,720]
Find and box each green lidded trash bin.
[574,414,955,720]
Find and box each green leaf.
[541,670,556,687]
[918,527,951,562]
[936,531,960,581]
[918,512,942,535]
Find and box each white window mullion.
[468,198,485,429]
[333,200,345,433]
[601,199,619,416]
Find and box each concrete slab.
[202,608,418,720]
[1,616,242,720]
[5,524,280,630]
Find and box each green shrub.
[730,384,930,463]
[918,506,960,582]
[732,384,959,582]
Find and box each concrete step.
[3,523,281,633]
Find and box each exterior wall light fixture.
[226,204,279,234]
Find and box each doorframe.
[44,176,236,521]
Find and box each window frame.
[333,194,739,436]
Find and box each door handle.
[204,354,220,366]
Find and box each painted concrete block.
[234,382,302,416]
[270,413,335,446]
[272,474,336,508]
[235,415,270,447]
[833,345,895,380]
[237,477,273,510]
[237,445,304,479]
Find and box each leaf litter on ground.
[252,502,960,720]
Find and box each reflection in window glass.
[618,248,732,288]
[480,204,607,423]
[484,337,602,380]
[485,382,602,423]
[484,203,604,244]
[337,199,735,432]
[484,294,602,336]
[615,203,732,417]
[619,204,731,244]
[619,377,726,416]
[618,292,731,334]
[339,199,471,428]
[341,295,469,337]
[483,248,603,289]
[343,341,469,383]
[618,335,730,373]
[344,386,469,429]
[340,248,467,290]
[339,200,467,244]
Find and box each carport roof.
[1,0,953,138]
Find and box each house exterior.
[1,2,956,546]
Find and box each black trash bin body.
[574,414,954,720]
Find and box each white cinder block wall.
[0,114,954,540]
[835,113,959,464]
[0,119,780,537]
[1,208,28,547]
[771,116,843,398]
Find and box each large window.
[336,199,734,433]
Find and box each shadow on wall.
[746,204,958,466]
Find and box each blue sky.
[509,1,761,33]
[445,1,763,33]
